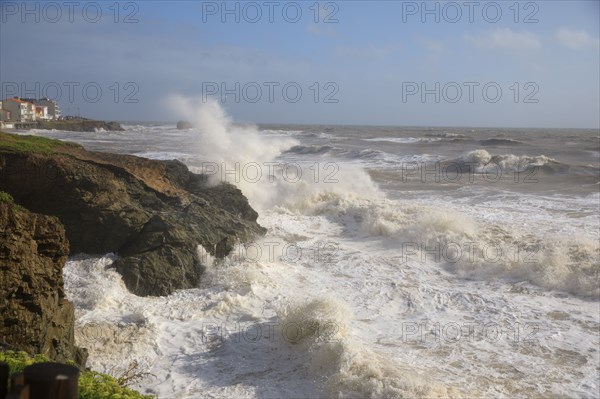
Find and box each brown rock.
[0,133,265,297]
[0,202,87,366]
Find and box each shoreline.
[0,131,264,397]
[1,118,124,132]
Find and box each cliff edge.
[0,132,265,297]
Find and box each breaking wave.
[284,144,336,155]
[451,149,600,177]
[478,138,525,146]
[278,298,456,398]
[363,137,445,144]
[440,149,574,175]
[424,132,468,138]
[276,185,600,298]
[56,103,598,398]
[170,101,599,299]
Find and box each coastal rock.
[0,202,87,366]
[36,119,124,132]
[0,133,265,296]
[176,121,193,129]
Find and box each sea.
[21,103,599,398]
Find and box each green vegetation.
[78,371,154,399]
[0,131,81,154]
[0,351,49,374]
[0,351,154,399]
[0,191,24,211]
[0,191,15,204]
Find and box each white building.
[0,101,14,128]
[1,98,36,122]
[35,105,49,120]
[34,98,61,120]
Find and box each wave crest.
[460,149,559,172]
[278,298,456,398]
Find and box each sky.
[1,0,599,128]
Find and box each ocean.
[25,105,599,398]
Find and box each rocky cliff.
[0,199,87,366]
[0,132,265,296]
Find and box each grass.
[0,351,154,399]
[0,131,81,154]
[0,191,14,204]
[0,191,24,211]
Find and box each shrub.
[0,191,15,204]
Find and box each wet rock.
[0,133,265,297]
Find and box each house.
[35,105,49,120]
[1,98,36,122]
[33,98,61,120]
[0,109,11,122]
[0,101,13,128]
[10,97,61,120]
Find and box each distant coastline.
[2,118,124,132]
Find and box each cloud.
[556,28,600,50]
[465,28,541,51]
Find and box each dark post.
[6,385,29,399]
[10,373,24,388]
[0,362,8,398]
[23,363,79,399]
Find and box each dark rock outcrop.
[0,133,265,296]
[36,119,124,132]
[0,202,87,366]
[176,121,193,130]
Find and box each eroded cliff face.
[0,202,87,366]
[0,133,265,296]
